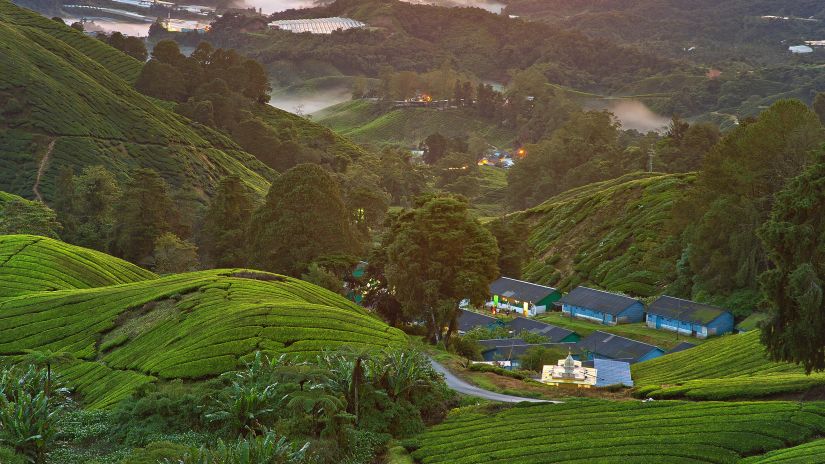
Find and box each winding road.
[429,358,561,404]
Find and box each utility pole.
[648,147,655,173]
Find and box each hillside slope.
[0,236,406,408]
[509,172,693,297]
[0,0,274,201]
[0,235,157,297]
[633,331,825,400]
[315,100,516,147]
[413,399,825,463]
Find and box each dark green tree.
[200,175,254,267]
[110,169,177,265]
[759,158,825,373]
[679,100,825,313]
[248,164,361,276]
[383,195,499,344]
[813,92,825,126]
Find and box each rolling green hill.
[741,439,825,463]
[0,0,276,202]
[413,400,825,463]
[0,235,406,409]
[510,172,693,297]
[0,235,157,297]
[315,100,516,147]
[633,331,825,400]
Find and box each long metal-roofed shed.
[560,286,645,325]
[457,309,504,335]
[489,277,561,317]
[509,317,580,343]
[576,331,664,364]
[646,295,734,338]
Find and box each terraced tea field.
[633,331,825,400]
[0,235,156,297]
[514,172,694,296]
[0,235,406,408]
[740,439,825,463]
[413,400,825,464]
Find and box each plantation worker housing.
[488,277,561,317]
[559,286,644,325]
[645,295,734,339]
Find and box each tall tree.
[110,169,177,265]
[248,164,361,276]
[200,175,254,267]
[153,232,199,274]
[759,158,825,373]
[383,195,499,344]
[678,100,825,313]
[70,165,120,251]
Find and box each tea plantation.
[740,439,825,463]
[0,0,275,200]
[513,172,694,296]
[0,235,406,408]
[0,235,157,297]
[632,331,825,400]
[413,399,825,464]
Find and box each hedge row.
[632,331,825,400]
[0,257,407,405]
[413,400,825,464]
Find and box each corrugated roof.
[477,340,574,359]
[648,295,729,325]
[509,317,576,342]
[576,331,662,363]
[458,309,500,332]
[559,286,641,316]
[490,277,558,303]
[594,359,634,387]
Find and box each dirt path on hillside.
[33,138,55,203]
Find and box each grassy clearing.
[535,312,708,350]
[315,100,516,147]
[633,331,825,400]
[512,172,694,297]
[0,235,406,408]
[413,399,825,464]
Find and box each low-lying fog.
[586,99,670,133]
[268,86,352,115]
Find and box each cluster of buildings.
[460,276,739,388]
[487,277,735,338]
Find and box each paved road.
[429,358,562,404]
